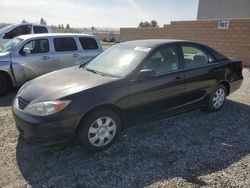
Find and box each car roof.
[121,39,227,61]
[9,23,50,27]
[17,33,95,40]
[0,23,51,34]
[121,39,198,48]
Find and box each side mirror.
[135,69,155,80]
[22,48,31,55]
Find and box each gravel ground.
[0,69,249,188]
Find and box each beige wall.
[120,19,250,66]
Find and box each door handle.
[175,76,181,80]
[41,56,50,60]
[72,54,79,58]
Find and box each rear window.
[33,26,48,34]
[182,46,212,68]
[207,46,228,61]
[79,37,98,50]
[53,37,77,52]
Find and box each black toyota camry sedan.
[12,39,243,151]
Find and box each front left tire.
[77,108,121,152]
[0,73,11,96]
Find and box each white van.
[0,23,52,47]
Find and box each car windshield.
[0,24,13,35]
[85,44,150,77]
[1,38,23,52]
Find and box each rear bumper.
[12,98,79,146]
[230,78,243,94]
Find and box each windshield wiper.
[85,67,121,78]
[86,68,97,74]
[85,68,107,76]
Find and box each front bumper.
[12,98,79,146]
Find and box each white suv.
[0,23,52,47]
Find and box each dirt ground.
[0,69,249,188]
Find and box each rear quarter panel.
[225,59,243,82]
[225,59,244,93]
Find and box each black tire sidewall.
[77,109,121,152]
[208,84,227,112]
[0,74,10,96]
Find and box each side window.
[143,46,179,75]
[182,46,214,68]
[79,37,98,50]
[5,25,31,39]
[33,26,48,34]
[21,39,49,54]
[53,37,77,52]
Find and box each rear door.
[77,37,102,65]
[12,38,53,82]
[128,44,185,122]
[181,43,224,104]
[52,37,80,69]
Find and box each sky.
[0,0,199,28]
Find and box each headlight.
[24,100,71,116]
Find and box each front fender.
[0,61,16,86]
[11,62,28,86]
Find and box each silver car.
[0,33,103,95]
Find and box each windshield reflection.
[1,38,23,52]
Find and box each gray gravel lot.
[0,69,249,188]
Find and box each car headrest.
[42,42,49,51]
[194,55,208,64]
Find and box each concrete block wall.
[120,19,250,66]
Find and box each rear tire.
[77,108,121,152]
[0,73,11,96]
[206,84,227,112]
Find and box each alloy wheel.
[212,88,225,109]
[88,116,117,147]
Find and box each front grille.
[18,97,30,110]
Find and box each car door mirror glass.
[135,69,155,80]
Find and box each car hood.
[18,66,117,103]
[0,51,11,61]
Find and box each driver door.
[128,44,185,122]
[12,38,53,84]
